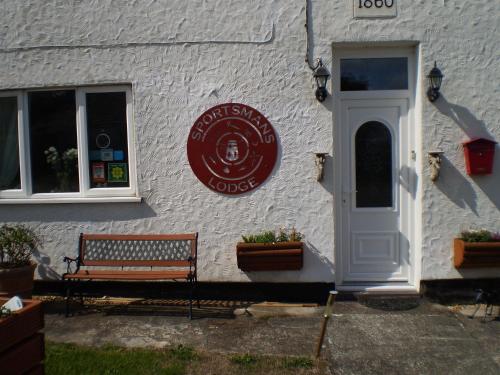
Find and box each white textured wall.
[0,1,498,282]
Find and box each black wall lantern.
[426,62,444,102]
[313,60,330,102]
[305,1,329,102]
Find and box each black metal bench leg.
[79,281,85,307]
[196,290,200,309]
[195,279,200,309]
[65,280,71,317]
[159,282,164,300]
[188,298,193,320]
[189,281,193,320]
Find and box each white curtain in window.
[0,98,20,190]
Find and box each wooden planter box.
[454,239,500,268]
[0,263,37,299]
[0,298,44,374]
[236,242,303,271]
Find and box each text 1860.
[359,0,394,8]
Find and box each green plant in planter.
[459,229,496,243]
[0,224,41,269]
[242,228,303,243]
[454,229,500,268]
[288,227,303,242]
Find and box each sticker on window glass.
[92,162,106,183]
[113,150,124,161]
[108,163,128,183]
[101,149,114,161]
[95,132,111,149]
[90,150,101,161]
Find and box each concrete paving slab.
[40,298,499,375]
[325,303,500,375]
[244,305,322,318]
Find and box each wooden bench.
[62,233,198,319]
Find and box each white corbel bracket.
[314,153,328,182]
[428,151,444,182]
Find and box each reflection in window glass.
[0,97,20,190]
[86,92,129,188]
[29,91,79,193]
[341,58,408,91]
[355,121,393,208]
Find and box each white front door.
[340,99,412,284]
[333,48,418,289]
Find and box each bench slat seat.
[64,270,192,280]
[62,232,198,318]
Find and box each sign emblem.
[187,103,278,195]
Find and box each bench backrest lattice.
[79,234,198,267]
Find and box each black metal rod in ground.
[315,290,338,358]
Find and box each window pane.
[29,91,79,193]
[341,58,408,91]
[86,92,129,188]
[355,121,393,207]
[0,97,21,190]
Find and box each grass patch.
[282,356,314,369]
[230,353,259,366]
[169,345,198,361]
[46,342,195,375]
[46,342,324,375]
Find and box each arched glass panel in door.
[355,121,393,208]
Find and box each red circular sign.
[187,103,278,195]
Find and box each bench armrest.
[187,256,197,278]
[63,256,80,275]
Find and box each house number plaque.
[187,103,278,195]
[353,0,397,18]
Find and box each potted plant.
[454,229,500,268]
[237,228,304,271]
[0,225,41,298]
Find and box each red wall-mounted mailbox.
[463,138,497,175]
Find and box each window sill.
[0,196,143,204]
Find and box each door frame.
[332,45,421,292]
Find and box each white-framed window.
[0,85,139,203]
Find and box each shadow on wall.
[303,242,335,280]
[0,202,157,223]
[434,96,494,140]
[33,248,60,280]
[242,242,334,282]
[318,154,334,196]
[434,155,478,216]
[400,165,418,200]
[472,160,500,210]
[434,95,500,211]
